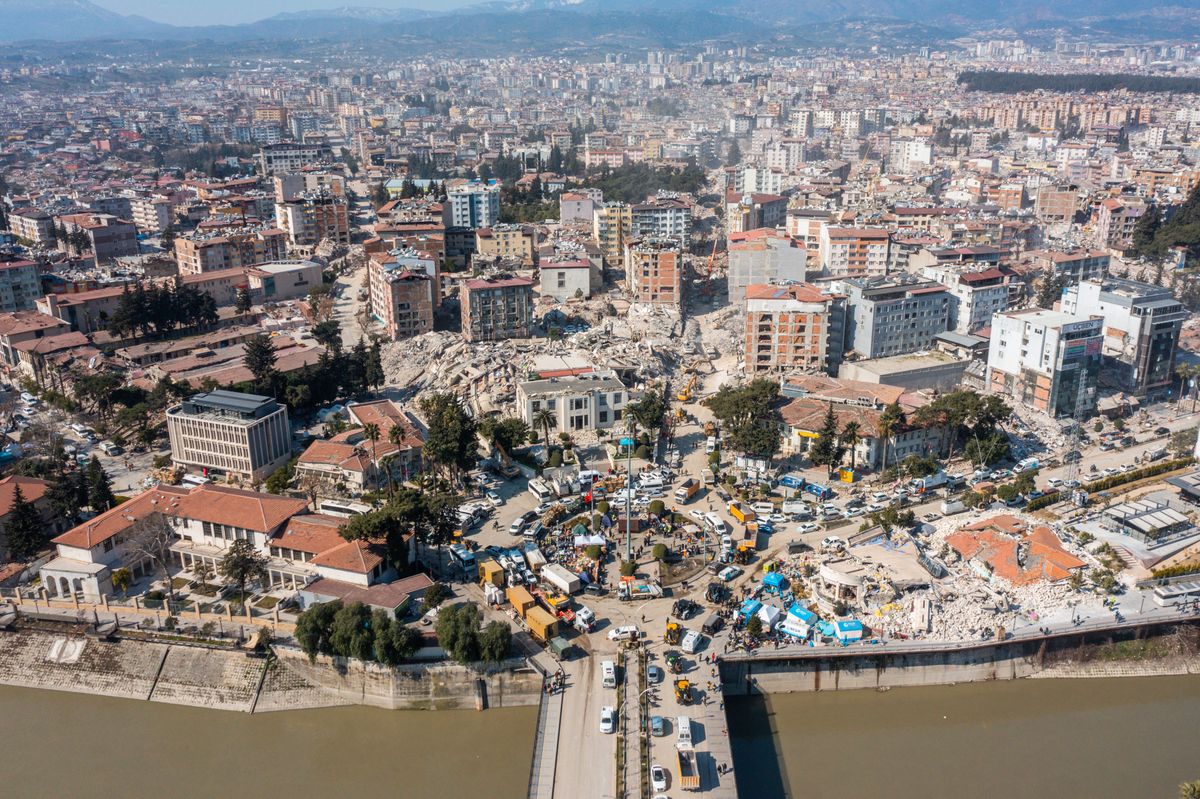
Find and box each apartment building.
[517,369,628,433]
[625,238,682,306]
[8,209,56,246]
[630,197,692,244]
[446,181,501,229]
[175,227,288,275]
[727,229,807,305]
[559,190,602,224]
[245,260,323,303]
[0,260,43,312]
[368,250,436,341]
[129,196,174,233]
[272,173,346,203]
[475,224,538,266]
[0,311,70,368]
[593,201,633,266]
[987,309,1103,418]
[57,213,140,263]
[918,263,1014,334]
[258,142,332,175]
[1092,198,1145,252]
[841,276,952,359]
[166,390,292,481]
[460,275,534,342]
[818,226,890,276]
[743,283,846,376]
[274,189,350,249]
[1061,277,1186,397]
[725,192,787,234]
[888,138,934,173]
[539,259,595,301]
[1034,186,1079,224]
[1030,249,1110,283]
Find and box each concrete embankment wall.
[272,646,544,711]
[720,619,1200,695]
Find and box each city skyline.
[95,0,474,26]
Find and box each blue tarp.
[787,603,817,624]
[763,572,787,590]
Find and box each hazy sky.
[98,0,475,26]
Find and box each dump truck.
[664,622,682,646]
[479,559,505,588]
[674,678,693,704]
[618,581,663,601]
[677,750,700,790]
[727,501,756,524]
[674,477,700,504]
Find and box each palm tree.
[1178,364,1199,411]
[362,422,380,489]
[876,403,905,475]
[532,408,556,450]
[840,421,861,471]
[383,423,407,496]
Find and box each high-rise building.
[368,249,437,341]
[743,283,846,376]
[460,275,534,342]
[274,189,350,249]
[727,229,807,305]
[446,181,501,229]
[725,191,787,234]
[175,227,289,275]
[166,390,292,481]
[987,309,1103,418]
[841,276,952,359]
[593,201,633,266]
[1061,277,1186,397]
[818,226,891,276]
[0,260,43,312]
[258,142,332,175]
[630,198,692,245]
[625,238,682,306]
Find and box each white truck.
[940,499,967,515]
[910,472,947,493]
[542,563,582,595]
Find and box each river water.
[0,685,537,798]
[728,675,1200,798]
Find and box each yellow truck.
[727,501,756,525]
[677,749,700,790]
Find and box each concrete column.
[102,595,109,611]
[195,600,203,620]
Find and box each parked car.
[607,625,640,641]
[486,491,503,507]
[798,523,820,534]
[820,536,846,551]
[1155,426,1170,436]
[650,715,667,736]
[600,706,616,734]
[718,566,741,582]
[651,765,668,792]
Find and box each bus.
[318,500,372,518]
[449,544,477,579]
[803,482,834,501]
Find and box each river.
[0,685,537,798]
[728,675,1200,798]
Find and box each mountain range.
[2,0,1199,46]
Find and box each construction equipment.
[675,373,697,403]
[677,749,700,790]
[665,651,683,674]
[664,622,682,646]
[674,678,693,704]
[734,542,755,565]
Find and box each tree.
[876,402,906,473]
[532,407,556,449]
[808,403,847,476]
[479,620,512,663]
[264,458,296,495]
[705,379,783,458]
[1130,203,1162,259]
[418,393,478,484]
[840,421,862,471]
[435,602,483,665]
[1169,428,1198,458]
[124,512,178,603]
[295,600,341,661]
[160,224,176,252]
[86,456,115,512]
[745,614,763,639]
[420,582,451,614]
[46,471,85,526]
[219,539,268,601]
[243,334,277,390]
[234,286,253,314]
[652,543,668,561]
[329,601,374,661]
[479,416,530,457]
[362,421,381,475]
[1180,781,1200,799]
[4,485,48,561]
[372,181,390,208]
[111,567,133,597]
[1035,271,1069,308]
[726,139,742,167]
[312,319,342,354]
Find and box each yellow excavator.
[676,373,697,403]
[664,622,681,646]
[674,678,693,704]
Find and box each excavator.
[675,372,697,403]
[664,622,682,646]
[674,678,693,705]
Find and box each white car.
[751,502,774,516]
[688,509,706,521]
[871,491,890,502]
[768,513,788,524]
[798,522,820,534]
[607,625,640,641]
[600,706,616,734]
[718,566,741,582]
[720,534,733,551]
[821,535,847,551]
[1047,478,1063,488]
[866,502,886,513]
[486,491,503,507]
[651,764,668,792]
[844,507,865,518]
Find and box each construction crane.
[1063,366,1094,486]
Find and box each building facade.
[743,283,846,375]
[1061,277,1186,397]
[460,276,534,342]
[841,276,952,359]
[517,370,628,433]
[987,309,1103,418]
[368,251,436,341]
[166,390,292,481]
[0,261,43,312]
[446,182,501,229]
[274,190,350,249]
[727,229,807,305]
[625,238,682,306]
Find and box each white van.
[704,512,729,535]
[675,716,693,750]
[705,436,717,454]
[681,630,702,655]
[638,473,664,490]
[528,478,554,501]
[601,660,617,688]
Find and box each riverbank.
[727,674,1200,799]
[0,624,542,714]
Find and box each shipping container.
[506,585,536,618]
[542,563,582,595]
[525,606,559,642]
[479,559,505,588]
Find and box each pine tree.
[86,456,116,512]
[1130,203,1161,258]
[5,485,48,561]
[235,287,253,314]
[243,333,278,389]
[807,403,846,475]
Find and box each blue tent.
[833,619,864,643]
[762,572,788,594]
[738,598,763,621]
